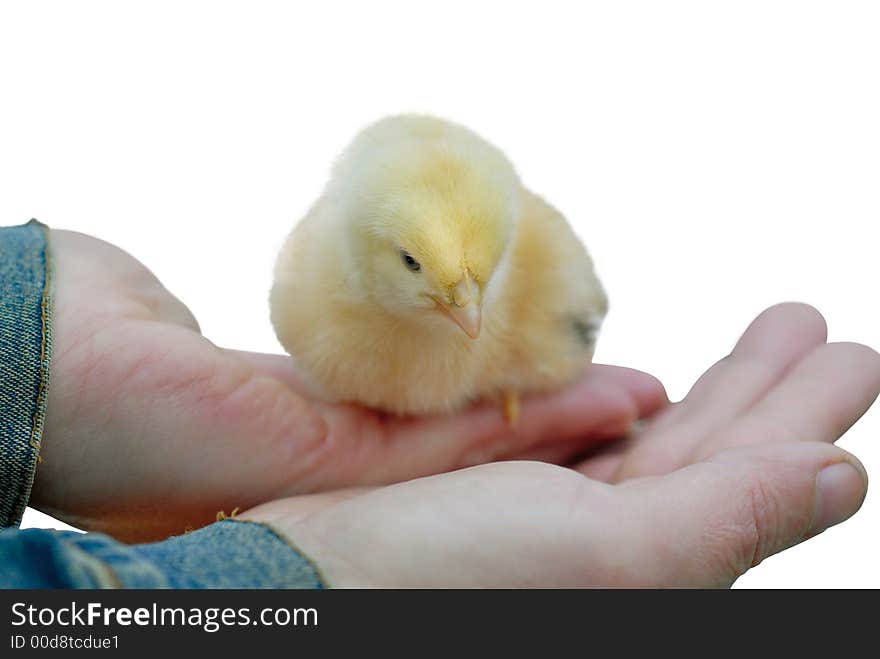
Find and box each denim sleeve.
[0,519,326,588]
[1,222,325,588]
[0,220,53,528]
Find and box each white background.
[1,1,877,587]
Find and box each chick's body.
[271,115,607,415]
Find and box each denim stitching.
[0,220,54,527]
[28,220,52,453]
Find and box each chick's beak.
[437,274,482,339]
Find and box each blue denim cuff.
[127,520,326,588]
[0,220,53,528]
[0,520,326,588]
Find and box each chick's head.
[346,135,520,339]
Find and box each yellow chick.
[270,115,608,420]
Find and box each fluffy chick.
[270,115,608,417]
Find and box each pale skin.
[246,305,880,587]
[33,230,880,586]
[33,230,663,541]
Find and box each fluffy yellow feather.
[270,115,608,417]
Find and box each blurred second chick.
[271,115,608,419]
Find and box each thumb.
[618,441,868,587]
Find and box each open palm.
[245,303,880,587]
[31,230,664,541]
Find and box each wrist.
[240,511,369,588]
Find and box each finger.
[692,342,880,460]
[224,357,665,486]
[615,303,828,478]
[651,302,827,430]
[445,369,662,469]
[507,416,636,465]
[584,365,669,418]
[574,434,637,481]
[345,368,650,483]
[225,351,669,420]
[613,441,868,587]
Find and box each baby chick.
[271,115,608,419]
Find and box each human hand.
[243,304,880,587]
[31,230,664,541]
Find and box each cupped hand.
[243,303,880,587]
[31,230,664,541]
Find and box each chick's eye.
[400,250,421,272]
